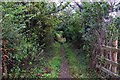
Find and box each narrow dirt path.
[59,44,71,78]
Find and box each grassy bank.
[64,43,97,78]
[19,42,61,78]
[44,42,61,78]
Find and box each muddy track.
[59,44,71,78]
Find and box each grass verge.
[64,43,97,78]
[19,42,61,78]
[43,42,61,78]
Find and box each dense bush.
[1,2,69,78]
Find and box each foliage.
[114,17,120,47]
[46,42,61,78]
[1,2,69,78]
[64,43,97,78]
[1,1,120,79]
[58,2,120,76]
[54,31,66,44]
[56,2,110,49]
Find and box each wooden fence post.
[111,39,118,73]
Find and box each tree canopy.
[1,1,120,79]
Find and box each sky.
[49,0,120,3]
[0,0,120,2]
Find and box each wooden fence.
[95,45,120,79]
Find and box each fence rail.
[96,55,120,67]
[95,45,120,79]
[96,65,120,78]
[102,45,120,52]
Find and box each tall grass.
[21,42,61,78]
[43,42,61,78]
[64,43,97,78]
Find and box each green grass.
[43,42,61,78]
[18,42,61,78]
[64,43,97,78]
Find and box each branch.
[74,2,83,12]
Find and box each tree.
[1,2,69,78]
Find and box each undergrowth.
[18,42,61,78]
[43,42,61,78]
[64,43,97,78]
